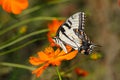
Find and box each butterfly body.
[53,12,95,54]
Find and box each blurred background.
[0,0,120,80]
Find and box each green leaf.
[0,29,48,50]
[0,38,45,56]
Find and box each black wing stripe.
[59,30,79,47]
[67,20,72,25]
[56,26,63,36]
[63,23,71,29]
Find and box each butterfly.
[53,12,96,55]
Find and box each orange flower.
[47,19,64,46]
[0,0,28,14]
[29,47,78,77]
[75,68,88,77]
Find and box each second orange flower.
[47,19,64,47]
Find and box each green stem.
[0,33,21,46]
[0,29,48,50]
[18,0,69,17]
[0,62,34,71]
[56,66,62,80]
[0,17,65,36]
[0,38,45,56]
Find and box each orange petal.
[38,51,49,61]
[11,0,28,14]
[29,57,45,66]
[56,50,78,61]
[54,48,61,56]
[0,0,3,5]
[66,45,72,52]
[57,50,66,56]
[63,50,78,60]
[32,63,49,77]
[2,0,11,12]
[50,50,78,67]
[48,19,64,34]
[44,47,54,54]
[51,60,61,66]
[16,0,28,9]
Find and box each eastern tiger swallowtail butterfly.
[53,12,95,55]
